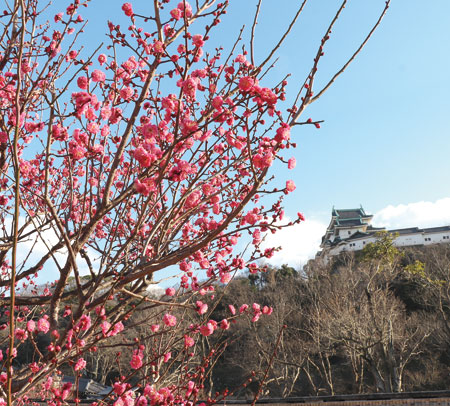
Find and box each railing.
[221,391,450,406]
[29,391,450,406]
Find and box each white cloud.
[372,197,450,229]
[7,215,101,285]
[260,217,326,268]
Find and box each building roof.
[321,206,375,248]
[423,226,450,233]
[388,225,450,235]
[62,376,111,399]
[333,207,370,220]
[320,206,450,255]
[335,219,366,227]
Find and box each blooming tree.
[0,0,389,404]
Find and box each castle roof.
[317,206,450,261]
[321,206,376,248]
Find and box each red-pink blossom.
[130,351,143,369]
[192,34,205,48]
[220,272,232,284]
[98,54,107,65]
[212,96,223,109]
[69,141,86,160]
[92,69,106,83]
[184,335,195,347]
[77,76,88,89]
[239,304,249,313]
[101,321,111,336]
[74,358,86,371]
[163,313,177,327]
[111,321,124,336]
[181,76,199,100]
[122,3,133,16]
[114,382,126,396]
[134,179,150,196]
[26,320,36,332]
[253,152,274,169]
[288,157,296,169]
[87,122,99,134]
[170,8,182,20]
[239,76,255,92]
[259,87,278,105]
[76,314,91,331]
[228,304,236,315]
[37,317,50,333]
[66,50,77,61]
[252,312,261,322]
[262,306,273,315]
[133,147,152,167]
[15,328,28,341]
[264,248,275,258]
[220,319,230,330]
[120,86,134,100]
[200,322,214,337]
[153,40,164,54]
[196,300,208,315]
[177,1,193,18]
[285,180,296,194]
[185,190,201,209]
[245,209,261,225]
[274,124,291,143]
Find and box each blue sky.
[47,0,450,269]
[218,0,450,265]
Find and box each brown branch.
[257,0,308,73]
[310,0,391,104]
[251,325,286,406]
[250,0,262,67]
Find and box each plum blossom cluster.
[0,0,346,402]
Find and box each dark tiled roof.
[346,231,371,240]
[336,219,364,227]
[389,227,420,235]
[335,209,365,219]
[386,226,450,235]
[422,226,450,233]
[62,376,110,397]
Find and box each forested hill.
[207,236,450,397]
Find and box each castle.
[316,206,450,261]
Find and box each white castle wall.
[328,229,450,257]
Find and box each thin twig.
[257,0,307,73]
[310,0,391,104]
[251,325,286,406]
[250,0,262,67]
